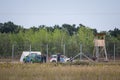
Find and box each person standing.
[57,53,61,62]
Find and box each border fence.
[0,42,120,62]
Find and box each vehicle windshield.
[51,55,68,58]
[29,53,37,57]
[36,55,41,59]
[51,55,57,58]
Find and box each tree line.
[0,21,120,58]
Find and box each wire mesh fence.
[106,42,120,61]
[0,42,120,62]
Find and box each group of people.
[41,54,46,63]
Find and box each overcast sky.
[0,0,120,32]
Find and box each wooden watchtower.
[93,33,108,61]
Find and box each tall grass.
[0,62,120,80]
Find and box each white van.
[20,51,41,62]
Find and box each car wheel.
[30,60,33,63]
[66,60,70,62]
[52,60,56,63]
[23,61,26,63]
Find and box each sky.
[0,0,120,32]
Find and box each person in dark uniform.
[70,57,73,62]
[57,53,61,62]
[41,54,44,63]
[41,54,46,63]
[43,55,46,63]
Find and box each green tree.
[62,24,77,36]
[77,26,94,53]
[0,21,21,33]
[0,33,12,57]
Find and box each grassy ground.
[0,62,120,80]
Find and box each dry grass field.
[0,62,120,80]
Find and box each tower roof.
[95,33,106,36]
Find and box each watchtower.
[93,33,108,61]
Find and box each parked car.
[20,51,41,62]
[49,55,70,63]
[23,53,42,63]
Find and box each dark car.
[23,53,42,63]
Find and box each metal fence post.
[46,44,48,62]
[29,44,31,54]
[12,44,14,62]
[63,44,65,56]
[80,44,82,60]
[114,43,115,62]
